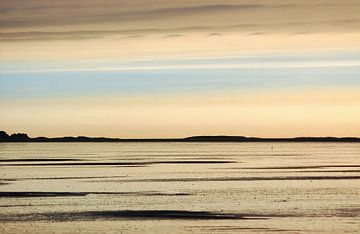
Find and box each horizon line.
[1,130,360,143]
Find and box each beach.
[1,142,359,233]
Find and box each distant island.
[1,130,360,143]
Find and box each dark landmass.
[1,130,359,143]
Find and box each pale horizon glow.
[1,88,360,138]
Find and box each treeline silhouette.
[1,130,359,142]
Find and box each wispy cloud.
[1,19,359,42]
[1,0,359,34]
[164,34,184,38]
[2,60,360,74]
[207,33,222,37]
[0,3,291,28]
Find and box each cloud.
[0,4,280,28]
[2,1,358,30]
[248,32,265,36]
[0,19,359,42]
[2,60,360,74]
[0,3,293,28]
[127,4,291,18]
[207,33,222,37]
[164,34,184,38]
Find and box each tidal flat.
[0,142,359,233]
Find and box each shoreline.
[1,134,360,143]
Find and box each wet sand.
[0,142,359,233]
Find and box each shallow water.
[0,142,359,233]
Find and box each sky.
[1,0,360,138]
